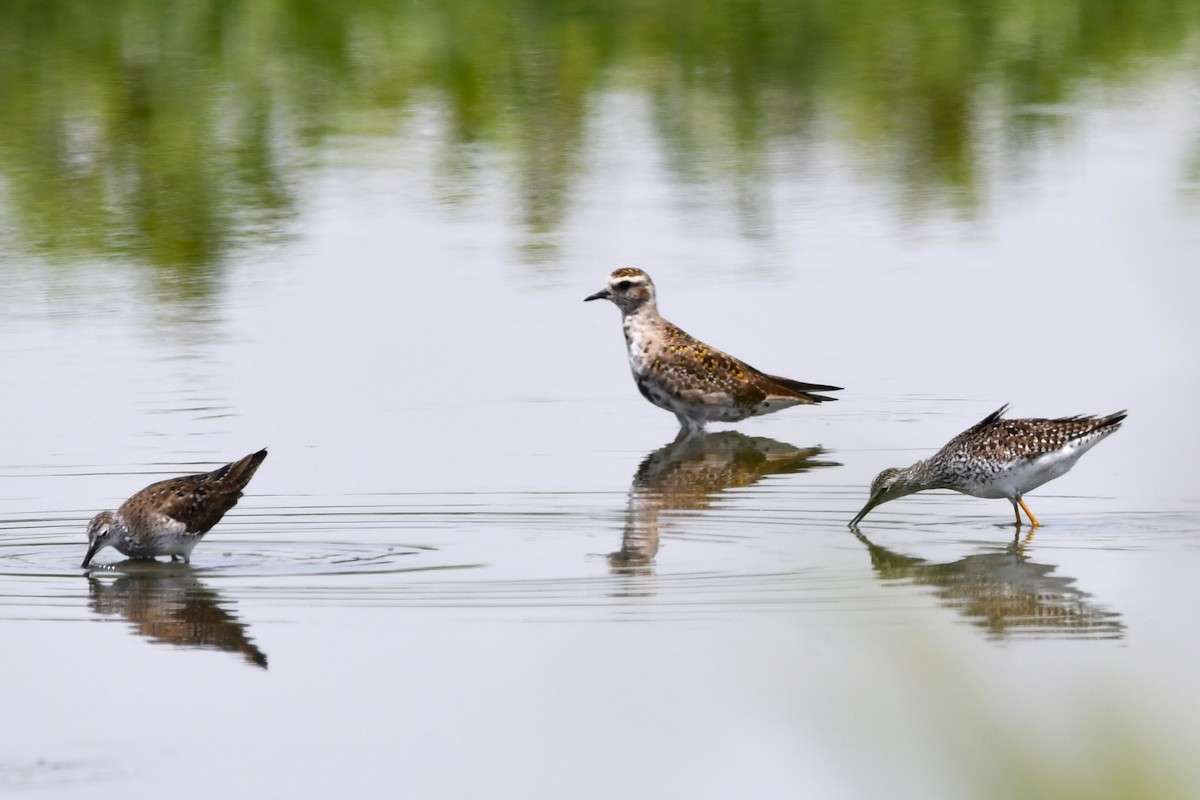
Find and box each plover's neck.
[621,303,664,366]
[621,300,663,332]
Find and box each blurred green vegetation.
[876,629,1200,800]
[0,0,1196,287]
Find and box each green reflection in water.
[0,0,1196,288]
[0,2,292,297]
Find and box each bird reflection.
[611,431,838,573]
[86,562,268,668]
[850,529,1123,639]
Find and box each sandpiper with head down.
[585,268,841,431]
[82,449,268,568]
[850,406,1125,528]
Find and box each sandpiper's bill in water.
[850,406,1125,528]
[585,268,841,431]
[82,449,268,567]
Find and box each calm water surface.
[2,3,1200,798]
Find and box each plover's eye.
[615,280,632,291]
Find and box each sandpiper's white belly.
[960,442,1096,500]
[114,516,201,560]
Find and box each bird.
[584,268,841,431]
[81,449,267,568]
[850,406,1126,528]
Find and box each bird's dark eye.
[615,280,632,291]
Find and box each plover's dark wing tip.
[766,375,843,395]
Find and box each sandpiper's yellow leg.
[1012,503,1022,526]
[1017,497,1041,528]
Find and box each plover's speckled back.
[850,406,1126,528]
[82,449,268,567]
[585,268,841,431]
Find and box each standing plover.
[585,268,841,431]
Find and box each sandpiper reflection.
[87,562,268,668]
[851,529,1123,639]
[611,431,838,572]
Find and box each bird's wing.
[120,450,267,535]
[653,324,835,405]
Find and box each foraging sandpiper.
[81,449,267,567]
[850,406,1125,528]
[585,268,841,431]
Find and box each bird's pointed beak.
[849,491,885,528]
[81,540,102,569]
[584,289,609,302]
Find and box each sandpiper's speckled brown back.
[933,405,1127,476]
[119,449,268,536]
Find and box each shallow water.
[3,3,1200,798]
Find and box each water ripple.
[0,487,1182,632]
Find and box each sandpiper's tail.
[1094,410,1128,430]
[1078,410,1126,443]
[213,448,268,492]
[1050,410,1127,439]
